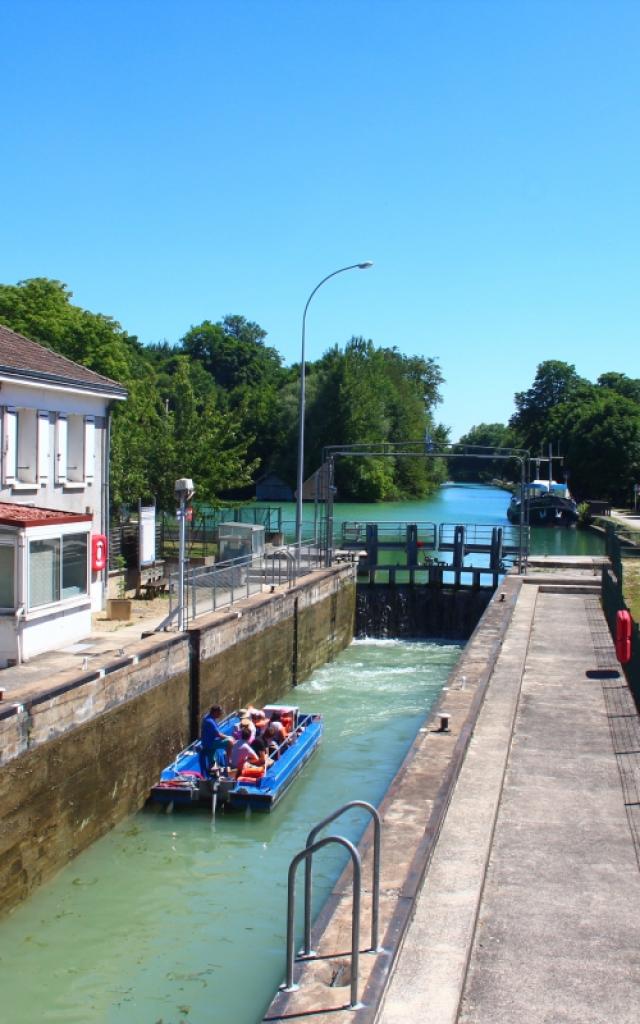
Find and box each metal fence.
[338,520,438,550]
[167,541,324,626]
[161,506,285,560]
[601,522,640,710]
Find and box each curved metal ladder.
[282,801,382,1010]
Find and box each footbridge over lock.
[336,519,527,588]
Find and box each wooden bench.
[133,562,167,598]
[140,579,168,598]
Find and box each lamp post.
[295,261,373,551]
[175,477,195,631]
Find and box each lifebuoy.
[616,610,632,664]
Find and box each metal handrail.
[302,800,382,956]
[283,835,362,1009]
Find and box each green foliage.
[510,360,589,453]
[451,422,521,482]
[596,371,640,403]
[507,360,640,505]
[0,278,447,507]
[546,390,640,504]
[303,338,446,501]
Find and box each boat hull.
[507,495,578,527]
[149,712,323,812]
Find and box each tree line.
[2,281,637,508]
[453,360,640,504]
[0,278,447,509]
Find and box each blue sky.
[2,0,639,439]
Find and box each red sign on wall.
[91,534,108,571]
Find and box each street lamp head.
[357,261,374,269]
[175,477,195,500]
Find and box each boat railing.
[267,714,315,785]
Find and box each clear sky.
[2,0,639,439]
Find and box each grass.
[622,558,640,621]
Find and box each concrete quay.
[265,558,640,1024]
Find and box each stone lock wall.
[193,568,356,719]
[0,567,356,917]
[0,636,191,915]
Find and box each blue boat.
[149,704,323,812]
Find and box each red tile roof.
[0,502,93,528]
[0,324,127,397]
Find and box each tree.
[450,423,521,482]
[180,316,287,473]
[302,338,445,501]
[510,360,589,453]
[597,372,640,404]
[547,392,640,504]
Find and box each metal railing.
[338,520,437,549]
[438,521,527,555]
[601,522,640,710]
[168,541,325,626]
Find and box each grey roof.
[0,323,128,398]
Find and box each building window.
[2,407,51,486]
[62,534,88,599]
[0,546,15,608]
[55,414,95,485]
[28,533,88,609]
[29,538,60,606]
[67,414,84,482]
[16,409,38,483]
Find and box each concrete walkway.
[378,572,640,1023]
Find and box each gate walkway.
[378,566,640,1024]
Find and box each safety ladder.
[282,800,382,1009]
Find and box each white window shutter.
[37,412,51,482]
[84,417,95,481]
[3,407,17,484]
[55,415,68,483]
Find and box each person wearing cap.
[199,704,234,775]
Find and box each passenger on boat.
[263,717,289,759]
[267,710,287,745]
[251,736,272,767]
[230,725,260,776]
[233,709,256,743]
[200,705,234,775]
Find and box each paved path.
[378,574,640,1024]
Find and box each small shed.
[0,502,94,667]
[256,472,293,502]
[217,523,265,562]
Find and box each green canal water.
[283,481,605,557]
[0,639,461,1024]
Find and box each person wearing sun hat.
[233,708,256,743]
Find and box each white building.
[0,324,127,666]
